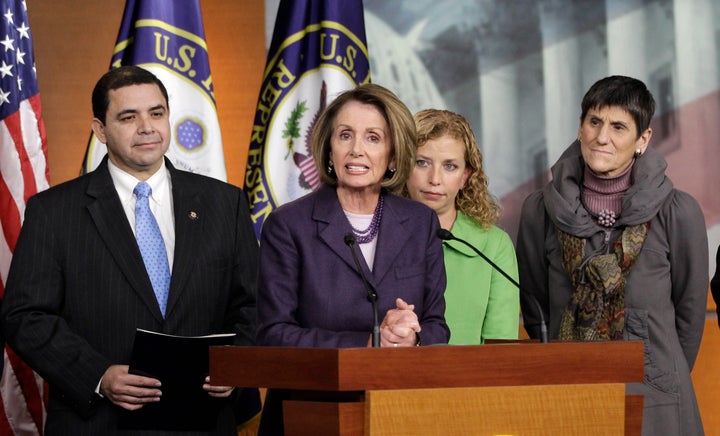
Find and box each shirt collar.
[107,159,170,204]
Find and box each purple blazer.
[257,185,449,347]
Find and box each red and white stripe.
[0,94,49,435]
[297,155,320,191]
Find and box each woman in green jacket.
[405,109,519,344]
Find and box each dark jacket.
[1,157,258,435]
[517,141,707,436]
[256,184,449,435]
[257,184,448,347]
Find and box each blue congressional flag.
[82,0,226,181]
[244,0,370,237]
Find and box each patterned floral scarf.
[557,223,650,340]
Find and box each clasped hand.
[99,365,234,410]
[378,297,421,347]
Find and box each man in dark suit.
[1,66,258,435]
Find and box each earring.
[327,160,334,175]
[577,137,582,144]
[634,148,642,158]
[389,167,396,174]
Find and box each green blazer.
[442,211,519,344]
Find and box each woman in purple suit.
[256,84,449,434]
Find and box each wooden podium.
[210,342,644,435]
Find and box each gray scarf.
[543,140,673,238]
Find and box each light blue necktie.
[134,182,170,317]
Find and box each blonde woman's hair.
[311,83,416,193]
[412,109,501,229]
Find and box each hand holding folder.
[120,329,236,431]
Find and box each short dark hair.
[310,83,416,192]
[92,65,169,124]
[580,75,655,138]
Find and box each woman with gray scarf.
[517,75,707,435]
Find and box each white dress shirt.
[107,159,176,270]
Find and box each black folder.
[120,328,236,431]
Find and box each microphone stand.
[437,229,548,344]
[344,234,381,347]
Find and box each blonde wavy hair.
[411,109,501,229]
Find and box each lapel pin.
[188,211,199,220]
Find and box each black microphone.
[344,233,381,347]
[437,228,549,344]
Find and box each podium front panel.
[365,383,626,435]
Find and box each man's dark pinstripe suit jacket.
[2,156,258,435]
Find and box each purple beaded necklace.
[351,194,384,244]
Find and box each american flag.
[0,0,49,434]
